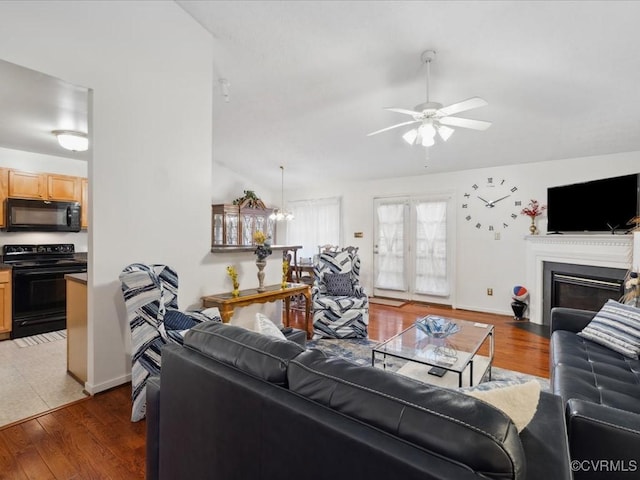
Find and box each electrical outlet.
[494,232,501,240]
[487,288,493,296]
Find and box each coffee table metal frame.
[371,317,495,388]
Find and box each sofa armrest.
[283,328,307,347]
[550,307,596,334]
[146,376,161,480]
[566,398,640,465]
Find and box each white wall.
[0,0,220,393]
[0,146,88,251]
[287,151,640,316]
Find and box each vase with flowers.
[253,231,272,292]
[521,199,547,235]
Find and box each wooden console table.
[201,283,312,338]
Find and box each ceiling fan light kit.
[368,50,491,149]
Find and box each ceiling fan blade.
[383,107,423,116]
[437,97,488,117]
[367,120,420,136]
[439,116,491,131]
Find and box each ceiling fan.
[368,50,491,147]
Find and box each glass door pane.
[414,199,449,296]
[374,199,408,294]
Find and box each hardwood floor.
[289,301,550,378]
[0,385,145,480]
[0,302,549,479]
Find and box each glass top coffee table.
[371,316,495,388]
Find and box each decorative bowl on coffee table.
[415,316,460,338]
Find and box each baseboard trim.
[454,304,513,318]
[85,372,131,395]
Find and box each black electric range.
[2,244,87,338]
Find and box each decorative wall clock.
[461,177,522,232]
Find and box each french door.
[373,195,453,303]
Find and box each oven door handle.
[14,267,87,276]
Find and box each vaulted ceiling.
[1,2,638,190]
[179,0,640,188]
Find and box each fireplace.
[524,234,633,324]
[542,262,626,325]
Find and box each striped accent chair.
[312,247,369,338]
[119,263,221,422]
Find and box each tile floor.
[0,334,88,428]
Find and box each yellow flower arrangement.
[253,230,266,245]
[226,265,240,297]
[282,259,289,289]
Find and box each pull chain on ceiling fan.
[368,50,491,147]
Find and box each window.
[285,197,341,259]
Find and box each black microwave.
[5,198,81,232]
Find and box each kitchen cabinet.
[0,168,9,228]
[211,204,276,247]
[66,273,87,383]
[8,170,80,202]
[8,170,44,199]
[47,173,80,201]
[80,178,88,229]
[0,269,12,336]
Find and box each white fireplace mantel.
[525,234,634,324]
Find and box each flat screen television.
[547,173,640,233]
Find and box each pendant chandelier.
[269,165,294,221]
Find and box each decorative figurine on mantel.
[233,190,267,209]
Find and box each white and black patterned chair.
[312,247,369,338]
[119,263,221,421]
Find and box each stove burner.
[2,243,86,270]
[3,243,75,256]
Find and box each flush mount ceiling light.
[368,50,491,148]
[269,165,294,222]
[52,130,89,152]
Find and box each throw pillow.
[577,299,640,358]
[254,312,287,340]
[324,272,354,296]
[462,380,541,432]
[163,309,198,331]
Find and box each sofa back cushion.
[184,322,304,386]
[289,349,526,479]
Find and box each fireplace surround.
[525,234,633,324]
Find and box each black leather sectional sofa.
[551,307,640,479]
[147,321,571,480]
